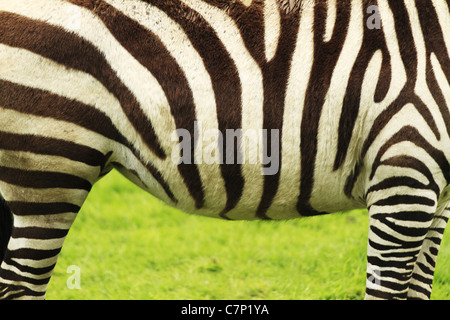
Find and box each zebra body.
[0,0,449,299]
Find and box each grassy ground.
[46,170,450,300]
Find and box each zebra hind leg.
[0,183,89,300]
[364,179,440,299]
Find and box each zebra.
[0,0,449,300]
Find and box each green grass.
[46,170,450,300]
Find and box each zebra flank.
[0,0,449,299]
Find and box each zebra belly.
[144,155,366,221]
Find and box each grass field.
[46,170,450,300]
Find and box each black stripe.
[12,227,69,240]
[408,283,432,297]
[256,7,301,219]
[0,131,105,167]
[429,246,439,256]
[365,287,407,300]
[371,211,433,223]
[7,202,80,216]
[370,155,435,181]
[427,236,444,246]
[368,238,421,253]
[5,248,61,261]
[212,0,266,64]
[367,176,434,195]
[422,253,436,270]
[0,166,92,191]
[143,162,177,204]
[373,195,435,207]
[366,276,410,293]
[368,255,416,270]
[378,248,421,258]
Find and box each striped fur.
[0,0,449,299]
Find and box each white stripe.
[0,180,88,206]
[266,1,315,219]
[181,0,265,219]
[360,50,384,115]
[374,0,408,107]
[324,0,337,42]
[104,0,227,215]
[11,212,78,230]
[8,237,66,252]
[404,0,430,94]
[12,256,59,269]
[240,0,253,6]
[351,50,384,196]
[431,0,450,58]
[264,0,281,61]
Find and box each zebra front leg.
[364,185,438,300]
[407,202,450,299]
[0,182,90,299]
